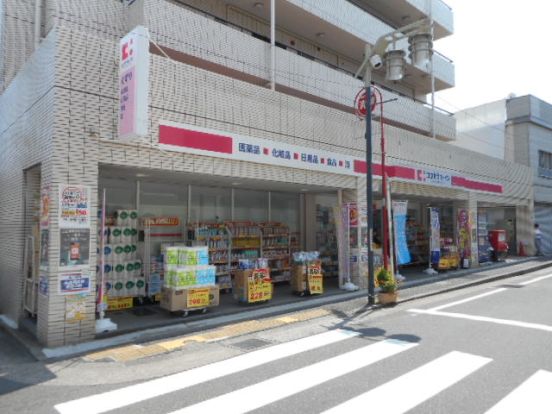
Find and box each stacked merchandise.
[161,246,219,312]
[187,224,232,290]
[233,258,272,303]
[291,251,323,296]
[437,237,459,270]
[260,223,290,283]
[102,210,145,308]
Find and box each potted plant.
[376,268,398,305]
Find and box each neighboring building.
[0,0,534,346]
[455,95,552,253]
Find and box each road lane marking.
[55,329,358,414]
[323,351,491,414]
[409,309,552,332]
[169,339,418,414]
[428,288,506,312]
[518,273,552,286]
[485,370,552,414]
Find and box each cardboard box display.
[292,261,323,294]
[233,269,272,303]
[160,286,220,312]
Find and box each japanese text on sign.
[187,288,210,308]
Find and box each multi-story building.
[0,0,534,347]
[455,95,552,253]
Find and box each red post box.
[488,229,508,261]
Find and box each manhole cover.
[131,307,157,317]
[231,338,272,350]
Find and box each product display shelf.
[225,221,262,271]
[405,218,428,265]
[289,232,301,254]
[260,222,291,283]
[187,223,232,290]
[315,205,339,278]
[477,212,491,263]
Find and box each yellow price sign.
[187,288,210,308]
[247,268,272,303]
[307,272,323,295]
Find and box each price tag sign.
[248,268,272,303]
[187,288,210,308]
[307,264,323,294]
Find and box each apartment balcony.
[348,0,453,40]
[147,1,455,140]
[221,0,454,94]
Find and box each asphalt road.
[2,267,552,413]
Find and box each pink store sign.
[158,121,504,194]
[118,26,149,140]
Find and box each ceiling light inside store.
[136,173,149,177]
[232,182,241,186]
[253,2,263,9]
[300,188,309,192]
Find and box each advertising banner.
[59,185,91,229]
[40,184,50,229]
[119,26,150,140]
[429,208,441,265]
[59,271,91,295]
[59,229,90,267]
[392,201,411,265]
[457,209,471,260]
[65,294,87,323]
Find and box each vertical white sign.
[118,25,149,140]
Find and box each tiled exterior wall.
[0,29,56,326]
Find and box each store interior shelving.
[260,222,291,283]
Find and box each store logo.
[121,39,134,64]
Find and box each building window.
[538,150,552,179]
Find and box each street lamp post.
[355,19,434,305]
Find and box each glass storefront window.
[140,181,188,220]
[190,185,231,223]
[99,177,136,215]
[234,189,268,222]
[271,191,300,231]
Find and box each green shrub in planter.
[376,268,397,294]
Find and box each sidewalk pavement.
[3,256,552,361]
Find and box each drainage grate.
[131,307,157,317]
[230,338,273,350]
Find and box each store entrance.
[388,197,457,277]
[97,166,345,333]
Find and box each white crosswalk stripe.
[54,329,359,414]
[322,351,491,414]
[485,370,552,414]
[167,338,418,414]
[54,330,552,414]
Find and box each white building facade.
[0,0,534,346]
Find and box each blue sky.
[435,0,551,112]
